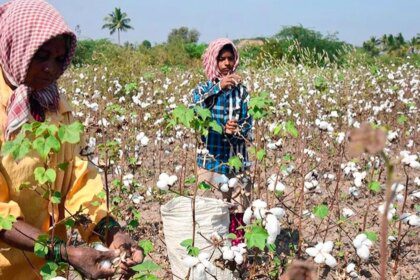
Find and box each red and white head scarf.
[202,38,239,82]
[0,0,76,139]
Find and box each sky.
[1,0,419,46]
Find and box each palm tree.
[102,8,133,45]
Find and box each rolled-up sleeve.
[0,170,23,221]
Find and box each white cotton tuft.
[243,207,253,225]
[228,178,239,188]
[220,183,229,192]
[269,207,285,220]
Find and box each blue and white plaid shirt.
[192,79,252,175]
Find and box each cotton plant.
[305,241,337,267]
[400,150,420,169]
[353,233,373,260]
[183,252,216,280]
[346,262,359,278]
[213,174,239,193]
[342,207,355,218]
[243,200,285,244]
[221,242,247,265]
[156,173,178,191]
[391,183,405,202]
[304,170,321,193]
[136,132,149,147]
[400,213,420,227]
[267,174,286,192]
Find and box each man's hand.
[64,246,118,279]
[220,74,242,90]
[225,119,238,135]
[109,231,144,278]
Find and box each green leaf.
[198,181,212,190]
[97,190,106,199]
[245,224,269,251]
[34,234,49,257]
[180,239,193,248]
[40,261,58,279]
[313,204,329,219]
[136,274,159,280]
[90,200,101,207]
[267,243,276,252]
[368,181,381,193]
[256,149,266,161]
[35,123,48,137]
[1,141,18,157]
[47,124,58,135]
[51,191,61,204]
[228,156,243,172]
[139,240,154,255]
[188,246,200,257]
[45,169,57,183]
[184,175,196,185]
[34,167,47,184]
[397,115,407,125]
[172,105,194,128]
[64,218,75,229]
[283,153,293,162]
[46,135,60,153]
[285,120,298,138]
[33,137,50,159]
[14,139,31,160]
[273,125,282,136]
[365,231,378,242]
[209,120,223,134]
[132,260,160,272]
[226,233,237,239]
[57,162,69,171]
[195,106,212,121]
[58,121,84,144]
[0,214,16,230]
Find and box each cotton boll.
[267,234,277,245]
[243,207,253,225]
[168,175,178,186]
[356,245,370,260]
[183,256,199,268]
[157,180,169,191]
[214,174,229,185]
[220,183,229,192]
[346,263,356,273]
[342,208,355,218]
[253,208,267,220]
[269,207,285,219]
[234,253,244,265]
[265,214,281,237]
[324,254,337,267]
[252,199,267,209]
[228,178,239,188]
[222,247,234,261]
[159,173,170,182]
[193,263,206,280]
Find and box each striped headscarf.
[202,38,239,82]
[0,0,76,139]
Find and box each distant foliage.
[167,26,200,44]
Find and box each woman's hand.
[225,119,238,135]
[109,231,144,278]
[64,246,118,279]
[220,74,242,90]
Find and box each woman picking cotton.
[192,38,253,244]
[0,0,142,279]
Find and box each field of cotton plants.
[58,59,419,279]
